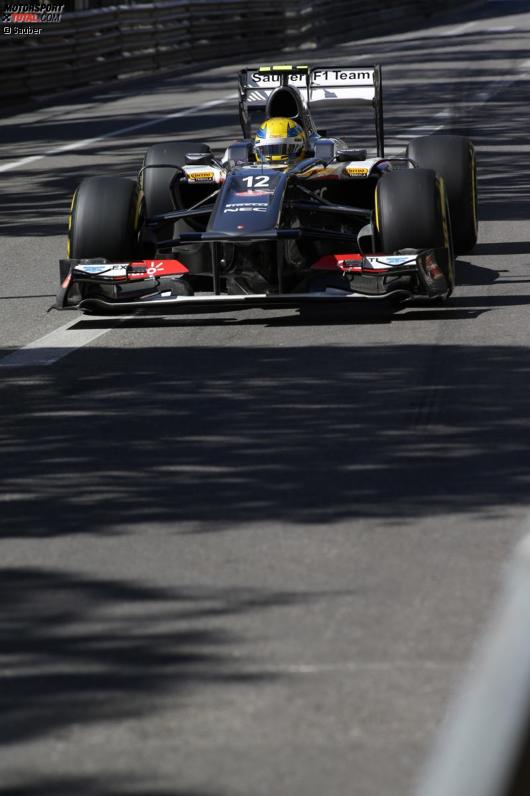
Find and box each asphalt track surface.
[1,1,530,794]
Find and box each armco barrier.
[1,0,464,105]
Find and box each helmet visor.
[256,139,303,162]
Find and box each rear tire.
[69,176,138,260]
[407,135,478,255]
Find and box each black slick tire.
[69,176,138,260]
[376,168,454,291]
[407,135,478,255]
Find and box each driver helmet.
[254,117,307,165]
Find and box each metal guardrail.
[415,532,530,796]
[1,0,462,104]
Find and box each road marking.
[0,96,235,174]
[0,317,115,367]
[396,64,529,140]
[440,21,476,37]
[139,659,462,675]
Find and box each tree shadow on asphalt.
[0,777,216,796]
[0,564,342,751]
[1,341,529,540]
[0,108,239,237]
[3,21,530,236]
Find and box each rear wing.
[238,64,385,156]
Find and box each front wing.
[55,249,451,316]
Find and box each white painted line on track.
[440,21,477,37]
[396,61,530,140]
[0,95,235,174]
[0,317,117,368]
[153,659,462,675]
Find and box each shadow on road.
[1,342,529,540]
[1,564,340,749]
[0,778,216,796]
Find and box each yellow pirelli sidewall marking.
[134,188,144,231]
[66,189,77,257]
[67,190,76,231]
[437,176,455,285]
[438,177,450,249]
[374,183,380,231]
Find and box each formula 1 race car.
[56,64,478,315]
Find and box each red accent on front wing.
[311,254,363,271]
[129,259,189,276]
[310,254,401,274]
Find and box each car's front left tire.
[407,134,478,255]
[375,167,455,291]
[68,176,138,260]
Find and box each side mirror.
[336,149,368,162]
[185,152,213,165]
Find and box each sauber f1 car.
[56,65,478,315]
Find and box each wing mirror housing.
[185,152,214,165]
[335,149,368,162]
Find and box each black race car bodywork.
[56,65,478,315]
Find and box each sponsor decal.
[312,69,373,85]
[249,68,373,88]
[2,2,63,34]
[224,206,268,213]
[251,72,306,85]
[75,264,114,274]
[129,259,188,276]
[233,191,270,197]
[346,166,369,176]
[74,260,188,281]
[187,170,215,182]
[373,256,412,266]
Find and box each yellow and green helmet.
[254,117,307,165]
